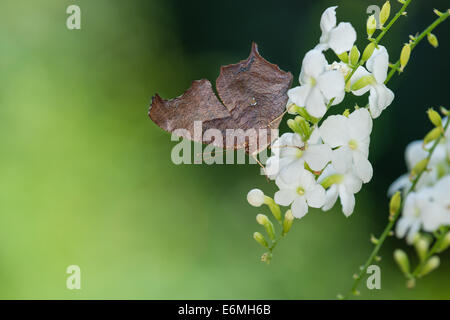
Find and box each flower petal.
[305,184,326,208]
[322,184,339,211]
[328,22,357,54]
[288,85,311,108]
[339,186,355,217]
[319,114,349,147]
[353,150,373,183]
[302,49,327,79]
[367,45,389,84]
[291,196,308,219]
[306,86,327,118]
[368,85,394,119]
[320,6,337,36]
[303,144,332,171]
[274,189,296,206]
[317,70,345,101]
[331,146,352,173]
[348,108,373,140]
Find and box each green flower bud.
[337,51,349,63]
[351,75,375,91]
[287,118,302,135]
[427,33,439,48]
[439,232,450,252]
[294,106,320,124]
[256,214,276,241]
[389,191,401,217]
[362,42,376,62]
[440,106,449,116]
[282,210,294,235]
[400,44,411,72]
[380,1,391,26]
[414,236,429,262]
[423,127,442,145]
[295,116,312,141]
[350,45,360,66]
[264,196,282,222]
[410,158,429,178]
[253,232,268,248]
[320,174,343,189]
[427,108,442,128]
[418,256,440,277]
[367,15,376,38]
[394,249,410,276]
[343,109,350,117]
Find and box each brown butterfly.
[149,43,292,155]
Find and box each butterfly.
[149,43,292,156]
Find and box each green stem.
[411,226,449,278]
[342,118,449,299]
[385,9,450,83]
[344,0,412,84]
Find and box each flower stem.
[385,9,450,83]
[342,117,450,299]
[411,226,449,278]
[344,0,412,84]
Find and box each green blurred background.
[0,0,448,299]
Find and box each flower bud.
[394,249,410,276]
[337,51,349,63]
[367,15,376,38]
[350,46,360,66]
[247,189,265,207]
[440,106,449,116]
[286,101,297,115]
[295,116,312,141]
[265,196,282,222]
[282,210,294,235]
[351,75,374,91]
[414,236,429,262]
[253,232,268,248]
[427,33,439,48]
[287,118,303,136]
[380,1,391,26]
[361,42,376,62]
[423,127,442,145]
[400,44,411,72]
[256,214,276,241]
[295,106,320,124]
[343,109,350,117]
[439,232,450,252]
[320,174,343,189]
[389,191,401,217]
[418,256,440,277]
[427,108,442,128]
[410,158,429,178]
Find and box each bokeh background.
[0,0,448,299]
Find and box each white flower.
[274,168,326,219]
[316,6,357,54]
[288,50,345,118]
[266,130,331,181]
[247,189,265,207]
[396,191,430,244]
[318,164,363,217]
[388,139,447,195]
[351,46,394,118]
[320,108,373,183]
[422,175,450,231]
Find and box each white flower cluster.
[252,6,396,219]
[390,119,450,244]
